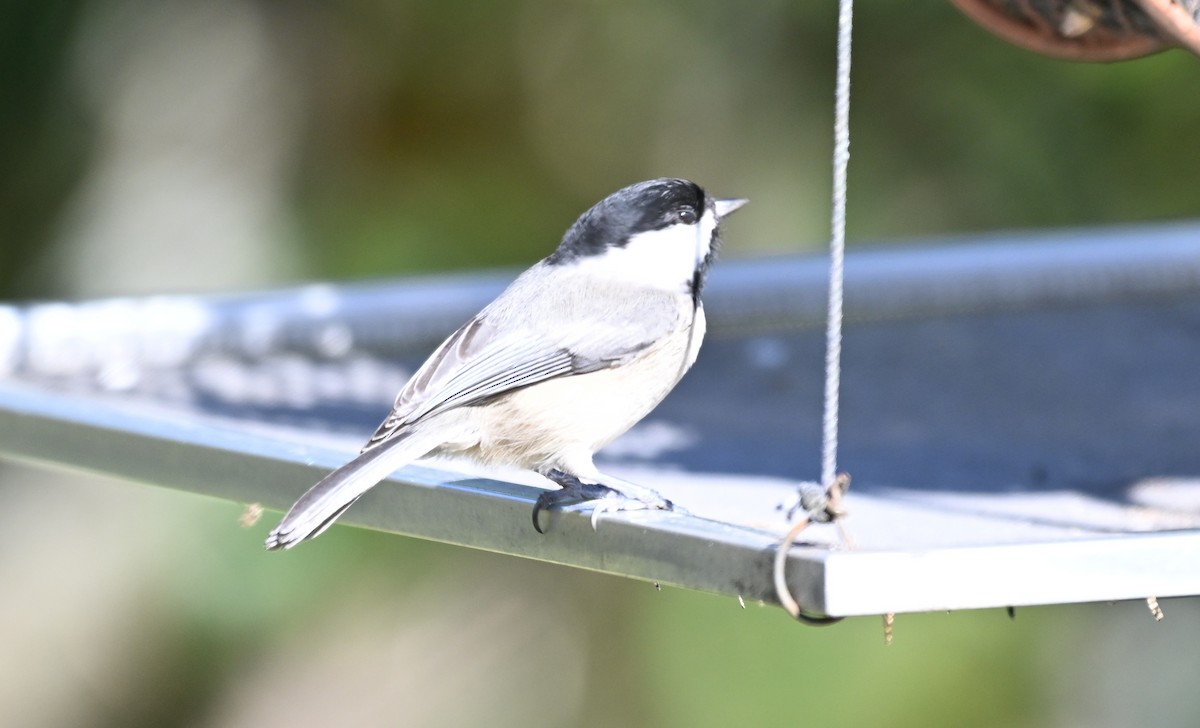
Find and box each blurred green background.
[2,1,1199,726]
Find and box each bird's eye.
[675,208,698,225]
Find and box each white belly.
[458,305,705,474]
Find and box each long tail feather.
[265,430,434,550]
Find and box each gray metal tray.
[3,220,1199,617]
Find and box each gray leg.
[532,469,677,533]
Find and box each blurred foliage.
[0,0,92,296]
[1,1,1199,727]
[5,1,1196,289]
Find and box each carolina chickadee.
[265,178,746,549]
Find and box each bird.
[265,178,746,549]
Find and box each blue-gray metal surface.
[2,221,1200,616]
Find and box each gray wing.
[362,300,677,450]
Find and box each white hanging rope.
[822,0,852,493]
[774,0,854,621]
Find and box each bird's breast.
[464,303,706,467]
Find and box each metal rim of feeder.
[949,0,1200,61]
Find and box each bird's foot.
[532,470,677,533]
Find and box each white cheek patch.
[572,213,717,293]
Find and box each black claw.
[531,490,557,534]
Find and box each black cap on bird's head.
[548,178,747,266]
